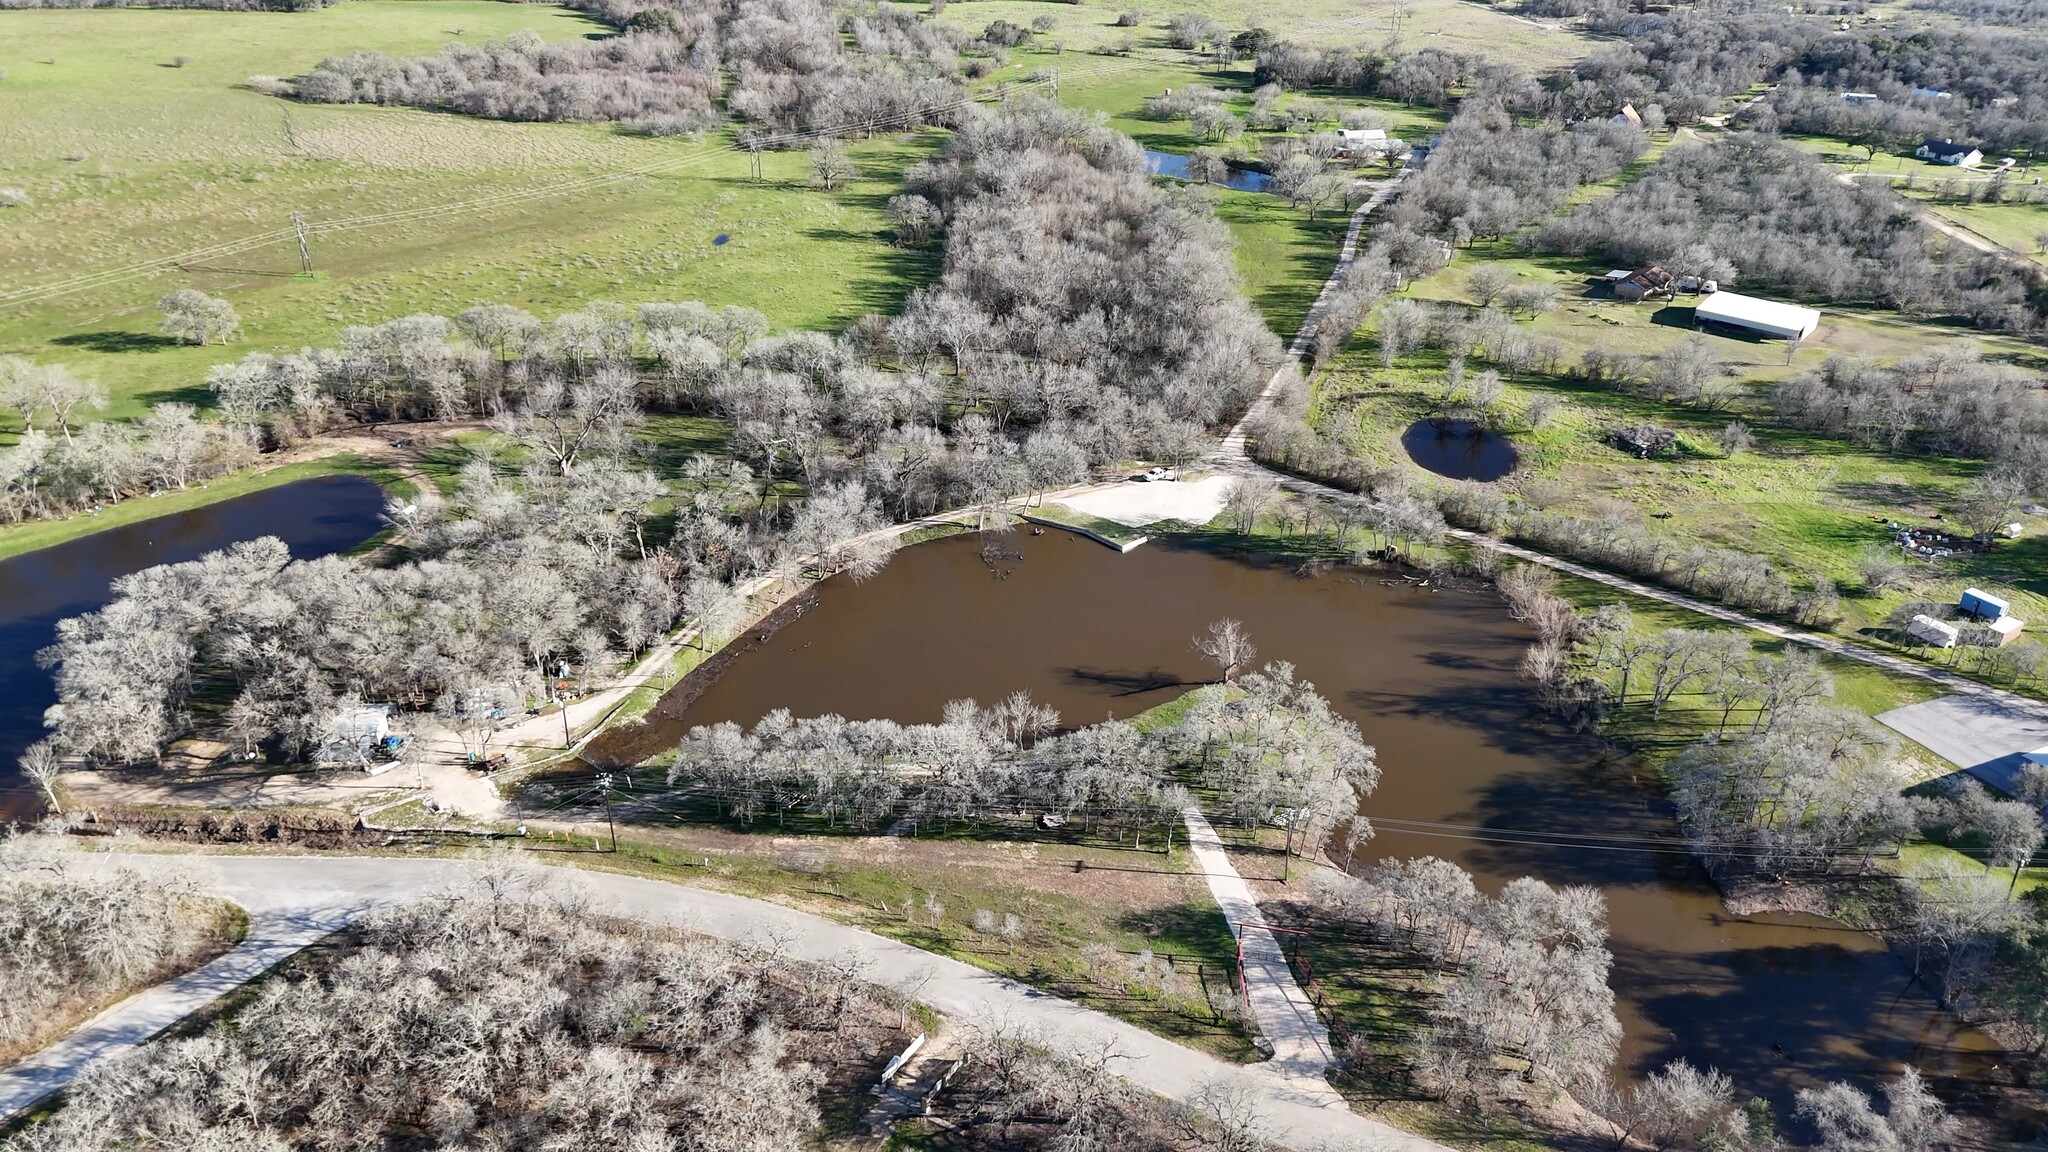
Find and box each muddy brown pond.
[592,529,2006,1120]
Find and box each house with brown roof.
[1613,265,1674,303]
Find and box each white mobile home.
[1693,291,1821,341]
[1906,614,1961,649]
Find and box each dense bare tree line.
[30,395,906,765]
[1909,0,2048,27]
[1770,346,2048,477]
[295,0,976,137]
[0,835,220,1060]
[0,359,254,524]
[891,97,1282,442]
[1,871,894,1152]
[1561,5,2048,155]
[1387,103,1647,244]
[671,660,1377,853]
[31,379,897,765]
[1540,137,2047,334]
[1311,860,1622,1103]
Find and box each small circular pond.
[1401,418,1519,482]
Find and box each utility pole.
[290,212,313,276]
[595,772,617,853]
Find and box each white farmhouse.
[1916,138,1982,167]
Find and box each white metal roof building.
[1906,614,1961,648]
[1692,291,1821,341]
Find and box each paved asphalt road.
[0,854,1452,1152]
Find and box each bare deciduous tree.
[157,288,240,346]
[1194,618,1257,683]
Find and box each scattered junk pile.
[318,704,406,774]
[1610,424,1678,458]
[1886,520,1997,560]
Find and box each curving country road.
[0,855,1452,1152]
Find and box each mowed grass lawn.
[0,2,941,434]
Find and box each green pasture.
[907,0,1594,71]
[0,3,941,433]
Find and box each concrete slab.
[1876,694,2048,797]
[1060,475,1236,528]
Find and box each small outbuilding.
[1611,103,1644,128]
[1961,587,2010,621]
[1916,138,1982,166]
[1613,265,1676,303]
[1988,616,2028,646]
[1692,291,1820,341]
[1907,615,1961,649]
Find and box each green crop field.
[0,3,942,432]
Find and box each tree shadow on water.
[1346,682,1587,763]
[1060,666,1192,696]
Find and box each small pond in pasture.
[1401,418,1519,482]
[0,476,389,819]
[590,529,2011,1125]
[1144,149,1274,193]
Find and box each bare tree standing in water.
[1194,619,1256,683]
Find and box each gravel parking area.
[1059,475,1236,527]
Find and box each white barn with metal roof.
[1692,291,1821,341]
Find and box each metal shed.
[1961,587,2010,621]
[1692,291,1821,341]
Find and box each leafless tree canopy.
[3,877,897,1152]
[891,98,1284,435]
[0,836,217,1059]
[670,664,1376,845]
[295,0,972,136]
[1313,859,1622,1101]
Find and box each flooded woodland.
[594,527,2001,1118]
[0,477,389,820]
